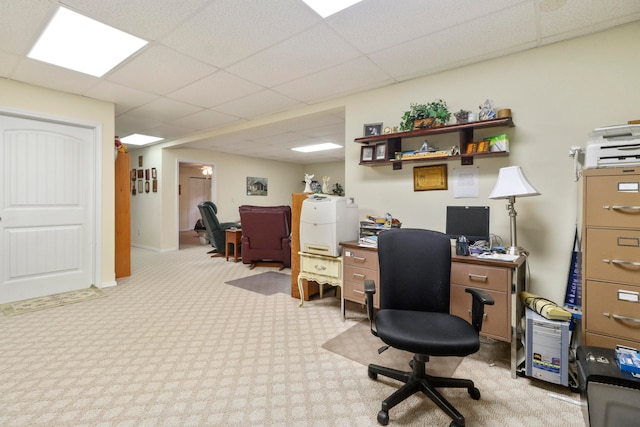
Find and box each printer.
[585,124,640,169]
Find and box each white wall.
[343,22,640,304]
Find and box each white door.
[0,114,94,303]
[188,177,211,228]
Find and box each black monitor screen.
[445,206,490,244]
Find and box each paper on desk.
[453,167,479,198]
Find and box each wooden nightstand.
[225,228,241,262]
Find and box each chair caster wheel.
[368,369,377,380]
[377,410,389,425]
[449,421,464,427]
[468,387,481,400]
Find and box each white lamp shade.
[489,166,540,199]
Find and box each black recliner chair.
[365,228,494,427]
[197,201,240,256]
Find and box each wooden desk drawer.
[300,254,342,279]
[585,173,640,228]
[450,284,510,342]
[585,280,640,342]
[343,279,379,308]
[585,228,640,284]
[343,247,378,269]
[584,332,639,350]
[451,263,509,292]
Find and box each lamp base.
[505,246,528,257]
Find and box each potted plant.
[399,99,452,131]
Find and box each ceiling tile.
[83,81,159,115]
[106,44,216,95]
[212,90,303,120]
[226,23,361,87]
[168,71,264,108]
[0,1,56,55]
[171,109,242,130]
[127,97,202,122]
[11,58,100,95]
[160,0,321,68]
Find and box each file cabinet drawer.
[343,246,378,269]
[584,280,640,343]
[584,172,640,228]
[450,284,510,342]
[585,228,640,284]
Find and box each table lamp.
[489,166,540,255]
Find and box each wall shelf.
[355,117,514,168]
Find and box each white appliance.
[585,124,640,169]
[300,195,358,257]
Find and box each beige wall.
[343,22,640,304]
[0,78,115,286]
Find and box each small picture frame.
[363,123,383,136]
[361,145,374,162]
[151,168,157,179]
[145,169,150,181]
[131,182,136,195]
[131,169,136,181]
[138,180,143,193]
[137,169,144,179]
[375,143,387,161]
[413,164,448,191]
[152,179,158,192]
[466,142,478,154]
[145,181,150,193]
[477,140,490,153]
[138,155,143,167]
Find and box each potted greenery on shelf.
[399,99,452,131]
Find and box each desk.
[340,240,526,378]
[225,229,241,262]
[297,251,344,320]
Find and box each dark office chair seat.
[365,228,494,427]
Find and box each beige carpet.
[322,319,461,375]
[0,233,586,426]
[0,285,106,316]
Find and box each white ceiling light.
[121,134,164,146]
[28,7,147,77]
[302,0,363,18]
[292,142,342,153]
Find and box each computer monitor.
[445,206,490,244]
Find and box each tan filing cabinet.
[583,167,640,349]
[341,241,380,308]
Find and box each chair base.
[368,354,480,427]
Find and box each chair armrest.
[364,280,376,322]
[465,288,495,333]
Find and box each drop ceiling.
[2,0,639,163]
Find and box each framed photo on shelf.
[413,164,448,191]
[466,142,478,154]
[375,143,387,161]
[477,140,490,153]
[363,122,383,136]
[361,145,374,162]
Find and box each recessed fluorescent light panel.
[292,143,342,153]
[302,0,363,18]
[121,134,164,146]
[28,7,147,77]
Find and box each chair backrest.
[238,205,291,249]
[377,228,451,313]
[198,201,224,247]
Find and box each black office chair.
[364,228,494,427]
[197,201,240,256]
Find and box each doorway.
[178,162,215,249]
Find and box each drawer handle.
[353,289,365,295]
[609,205,640,211]
[467,310,487,319]
[602,258,640,267]
[313,264,327,271]
[352,273,365,279]
[603,312,640,324]
[468,274,488,282]
[353,256,366,263]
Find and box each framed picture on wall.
[131,169,136,181]
[152,180,158,192]
[145,169,150,180]
[145,181,150,193]
[138,180,143,193]
[151,168,157,179]
[413,164,448,191]
[137,169,144,179]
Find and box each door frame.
[176,159,216,246]
[0,106,104,288]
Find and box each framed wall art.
[413,164,448,191]
[246,176,268,196]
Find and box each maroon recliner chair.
[238,205,292,270]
